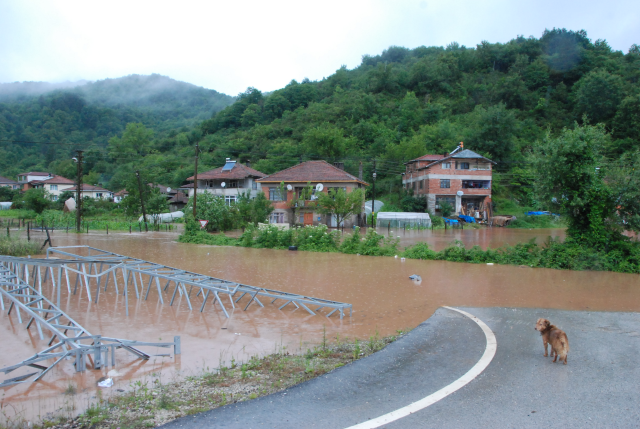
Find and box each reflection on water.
[1,227,637,424]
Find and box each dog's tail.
[560,337,569,356]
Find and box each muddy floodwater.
[1,228,638,424]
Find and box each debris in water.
[97,378,113,388]
[409,275,422,281]
[400,257,406,261]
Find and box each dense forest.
[0,74,233,182]
[1,29,639,205]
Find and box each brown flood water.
[1,228,638,424]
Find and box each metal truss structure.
[43,245,353,319]
[0,262,180,388]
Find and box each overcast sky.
[1,0,638,96]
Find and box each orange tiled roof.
[256,161,368,185]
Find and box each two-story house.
[185,159,266,205]
[403,144,496,216]
[31,175,76,200]
[256,160,368,227]
[17,172,52,191]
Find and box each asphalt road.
[160,307,640,429]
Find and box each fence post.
[27,222,30,241]
[106,225,108,235]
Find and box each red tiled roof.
[186,162,266,181]
[179,183,194,188]
[114,189,128,197]
[0,175,18,184]
[67,185,112,192]
[256,161,368,185]
[405,154,446,165]
[19,172,50,176]
[31,175,75,185]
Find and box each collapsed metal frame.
[0,261,180,388]
[44,245,353,319]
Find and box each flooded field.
[1,227,638,424]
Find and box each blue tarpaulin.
[458,215,475,223]
[527,211,560,216]
[443,218,459,224]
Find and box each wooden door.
[303,212,314,226]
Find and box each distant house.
[168,191,189,212]
[403,143,496,216]
[30,175,75,200]
[185,159,267,205]
[256,160,368,227]
[66,184,114,200]
[0,175,19,190]
[17,172,52,191]
[114,189,128,203]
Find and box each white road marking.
[344,306,497,429]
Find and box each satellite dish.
[456,191,464,196]
[286,184,293,191]
[316,183,324,192]
[166,187,172,193]
[221,182,226,188]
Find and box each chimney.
[334,162,344,170]
[246,160,251,168]
[359,161,363,180]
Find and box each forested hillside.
[2,29,639,203]
[0,74,233,181]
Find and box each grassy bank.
[0,237,41,256]
[180,225,640,274]
[11,331,407,429]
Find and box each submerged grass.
[19,331,409,429]
[180,225,640,274]
[0,236,41,256]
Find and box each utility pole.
[193,143,199,219]
[371,159,376,229]
[75,150,83,232]
[135,171,148,232]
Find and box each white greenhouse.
[375,212,431,228]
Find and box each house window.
[225,195,237,205]
[252,181,257,190]
[270,212,284,223]
[51,195,58,201]
[419,180,423,190]
[440,179,450,188]
[96,193,103,198]
[269,188,286,201]
[228,180,238,188]
[462,180,491,189]
[456,162,470,170]
[436,196,456,210]
[442,162,451,169]
[299,215,304,224]
[50,185,58,191]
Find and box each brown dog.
[535,318,569,364]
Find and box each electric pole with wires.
[74,150,83,232]
[135,171,148,232]
[193,143,199,218]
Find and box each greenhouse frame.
[375,212,431,228]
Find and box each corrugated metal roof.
[451,149,486,159]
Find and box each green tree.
[108,123,154,158]
[573,70,624,125]
[317,188,365,228]
[236,191,274,227]
[184,193,235,232]
[533,123,640,246]
[13,189,51,214]
[0,187,19,203]
[303,123,348,159]
[120,172,168,218]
